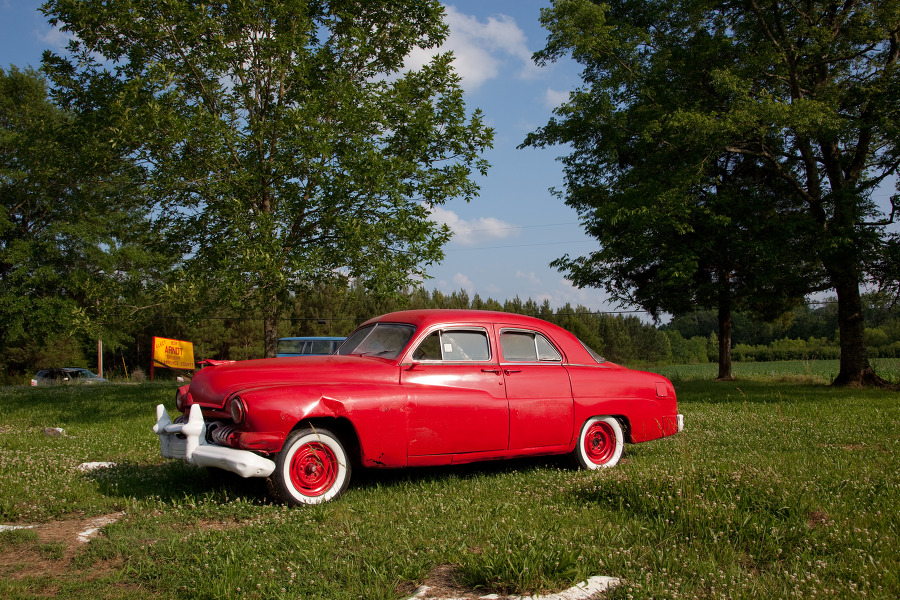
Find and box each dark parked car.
[31,368,109,386]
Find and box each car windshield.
[68,369,103,379]
[337,323,415,359]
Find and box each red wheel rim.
[289,441,338,497]
[584,421,616,464]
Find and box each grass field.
[0,362,898,599]
[654,358,900,384]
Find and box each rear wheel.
[574,416,624,469]
[272,427,350,505]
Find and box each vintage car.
[153,309,683,505]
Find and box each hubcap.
[584,421,616,464]
[289,441,338,497]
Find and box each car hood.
[187,355,397,407]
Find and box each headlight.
[228,395,246,425]
[175,389,183,411]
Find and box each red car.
[154,309,683,505]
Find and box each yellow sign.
[152,337,196,371]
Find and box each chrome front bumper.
[153,404,275,478]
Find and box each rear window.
[500,330,562,362]
[578,339,607,363]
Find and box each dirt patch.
[396,564,473,599]
[0,512,124,580]
[398,564,619,600]
[807,509,832,528]
[193,517,243,532]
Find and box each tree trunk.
[263,295,279,358]
[828,263,883,386]
[716,283,735,381]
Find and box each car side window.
[412,329,491,362]
[412,331,442,360]
[500,330,562,362]
[309,340,332,354]
[535,335,562,361]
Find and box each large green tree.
[524,0,822,380]
[525,0,900,385]
[42,0,493,357]
[0,66,159,376]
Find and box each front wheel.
[574,416,624,469]
[272,427,350,505]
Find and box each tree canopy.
[0,66,160,374]
[525,0,900,385]
[41,0,493,356]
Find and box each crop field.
[0,362,898,599]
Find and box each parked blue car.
[275,336,345,357]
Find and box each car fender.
[568,366,678,443]
[231,383,409,467]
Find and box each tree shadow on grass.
[350,454,572,494]
[84,460,270,506]
[84,455,572,509]
[672,379,866,405]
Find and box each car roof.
[278,336,345,341]
[362,309,572,336]
[359,309,601,364]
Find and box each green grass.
[0,366,898,599]
[655,357,900,384]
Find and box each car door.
[401,327,509,457]
[497,327,575,450]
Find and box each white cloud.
[429,206,520,246]
[453,272,475,293]
[545,278,618,312]
[545,87,570,109]
[37,25,75,53]
[406,5,537,91]
[515,270,543,287]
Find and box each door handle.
[504,369,522,375]
[481,368,501,375]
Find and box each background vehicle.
[154,310,683,505]
[275,336,345,357]
[31,368,108,386]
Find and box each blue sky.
[1,1,625,313]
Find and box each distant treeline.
[5,285,899,383]
[663,301,900,362]
[112,288,900,371]
[167,286,680,369]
